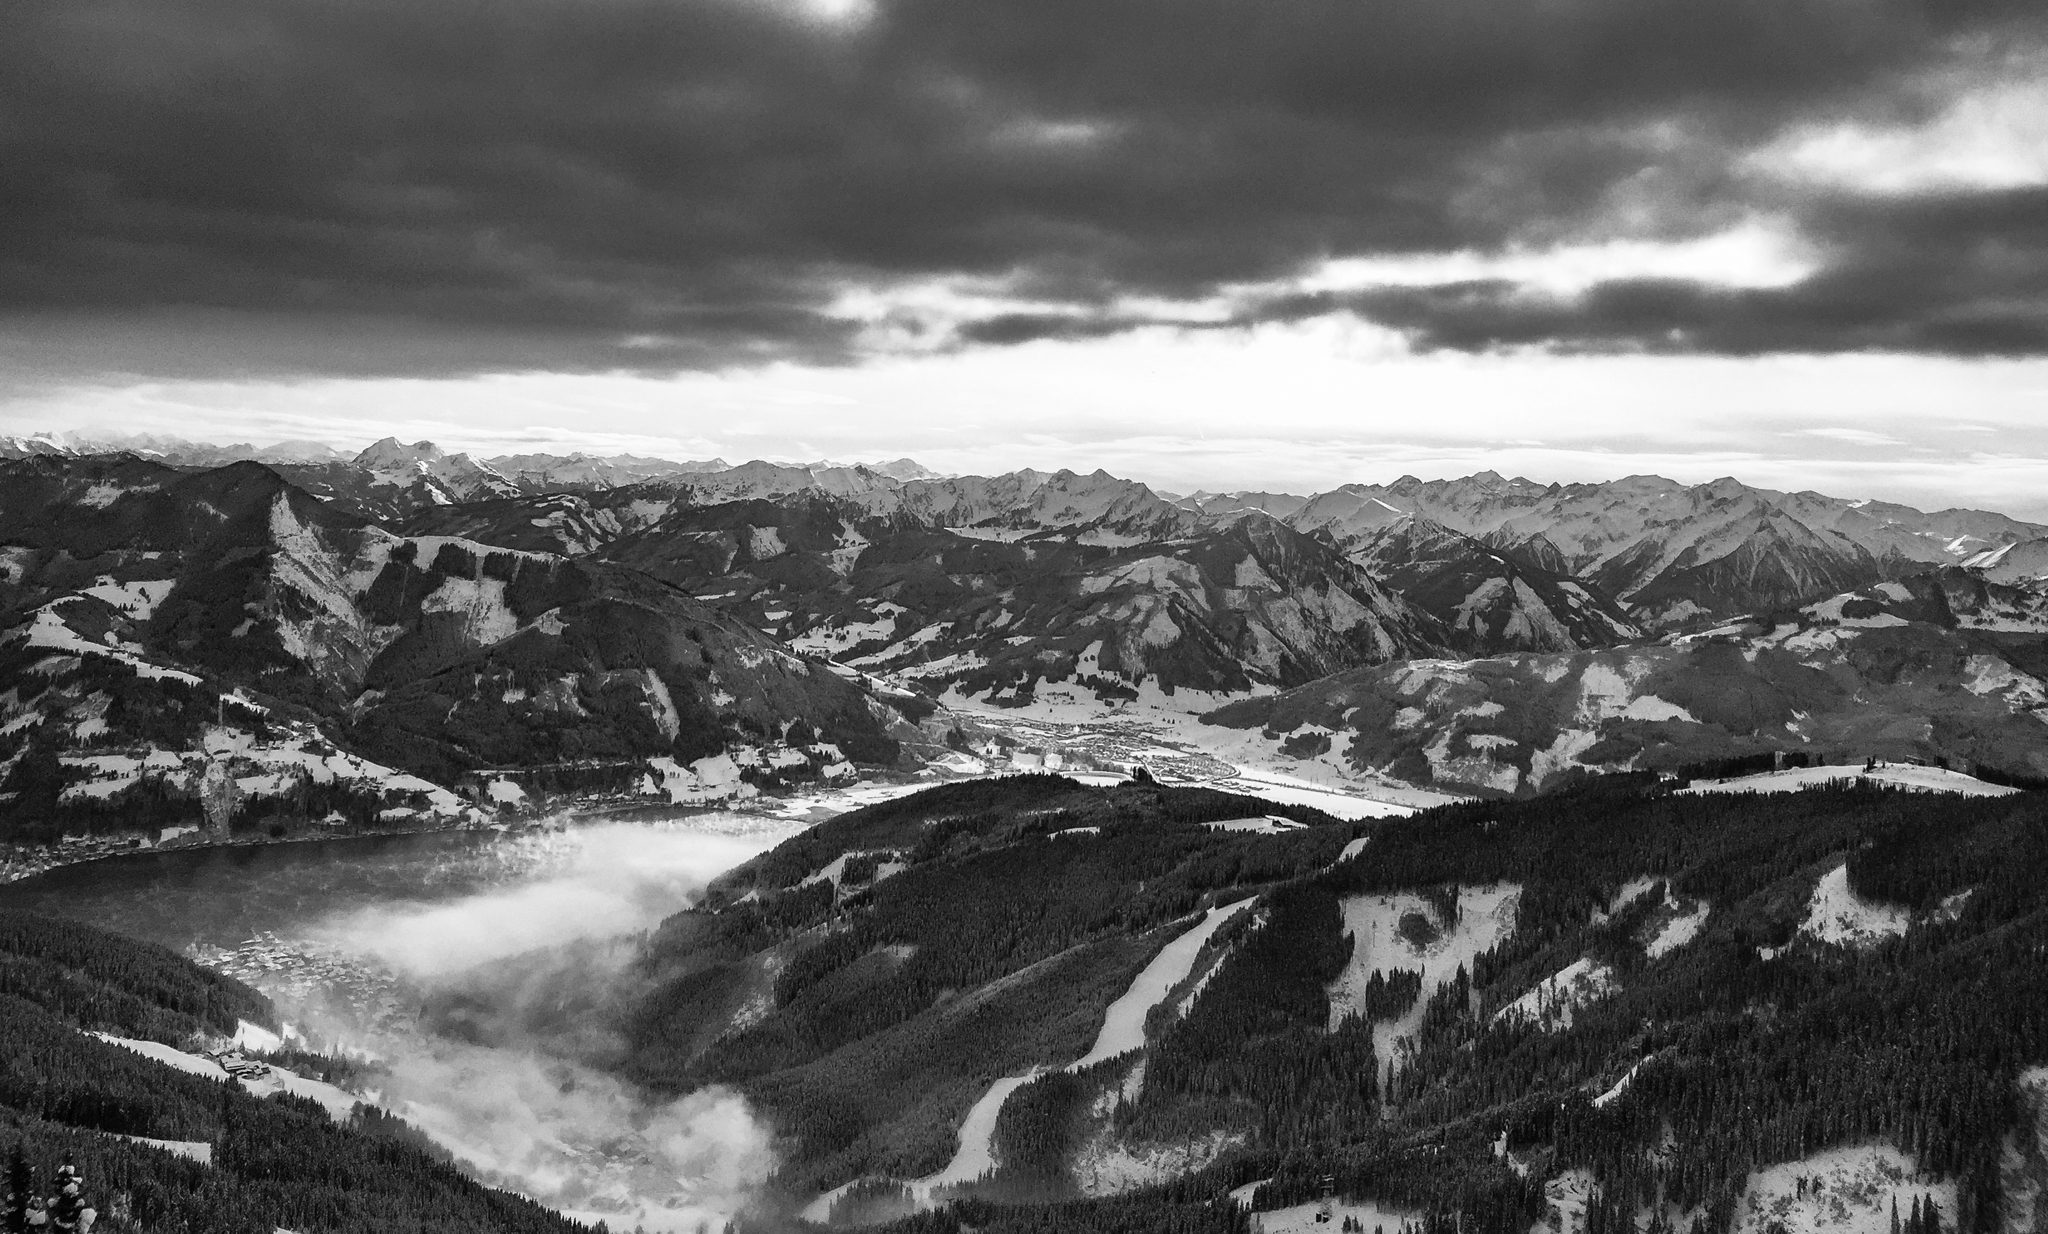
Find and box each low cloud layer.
[287,820,796,1231]
[309,822,777,979]
[6,0,2046,377]
[377,1041,777,1234]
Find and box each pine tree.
[4,1146,30,1234]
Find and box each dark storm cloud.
[1224,183,2048,356]
[2,0,2044,375]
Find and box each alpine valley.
[6,436,2048,851]
[1,436,2047,1234]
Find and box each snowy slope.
[1204,588,2048,797]
[1282,472,2046,630]
[1730,1144,1956,1234]
[1325,885,1521,1073]
[1801,865,1913,947]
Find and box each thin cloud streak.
[6,333,2045,516]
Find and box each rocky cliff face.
[1316,512,1640,653]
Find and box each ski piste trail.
[803,898,1256,1215]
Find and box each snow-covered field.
[1731,1143,1954,1234]
[1603,876,1659,918]
[1646,899,1711,958]
[922,691,1442,820]
[1205,816,1306,834]
[112,1134,213,1164]
[1679,765,2016,799]
[1324,885,1520,1076]
[1494,958,1617,1031]
[91,1032,362,1120]
[46,718,475,826]
[1250,1198,1422,1234]
[1801,865,1912,947]
[747,779,939,823]
[1544,1168,1596,1234]
[1072,1130,1241,1198]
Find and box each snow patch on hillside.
[799,850,906,892]
[1545,1168,1597,1234]
[1646,900,1711,958]
[81,578,177,620]
[1600,876,1659,921]
[791,606,904,658]
[1495,958,1617,1031]
[1325,885,1521,1068]
[1576,662,1647,722]
[1802,865,1911,947]
[1186,722,1448,818]
[1963,655,2048,706]
[1250,1198,1422,1234]
[12,603,203,685]
[54,723,469,818]
[1621,694,1695,722]
[1424,727,1521,793]
[1073,1131,1245,1198]
[829,521,871,576]
[645,754,761,805]
[1679,765,2016,799]
[1594,1060,1646,1108]
[112,1134,213,1164]
[1530,728,1601,786]
[94,1033,230,1079]
[1204,816,1306,835]
[1730,1143,1954,1234]
[421,575,520,646]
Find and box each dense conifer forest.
[685,776,2048,1234]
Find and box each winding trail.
[1068,898,1254,1071]
[917,1073,1044,1190]
[911,897,1257,1195]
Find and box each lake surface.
[0,815,795,951]
[1,815,802,1232]
[0,830,510,949]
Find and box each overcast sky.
[5,0,2046,512]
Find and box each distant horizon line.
[10,426,2048,524]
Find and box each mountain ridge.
[7,441,2048,855]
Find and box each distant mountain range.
[5,435,2048,834]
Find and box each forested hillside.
[0,909,597,1234]
[624,776,2048,1234]
[621,775,1361,1193]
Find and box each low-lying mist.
[310,822,771,977]
[285,818,796,1232]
